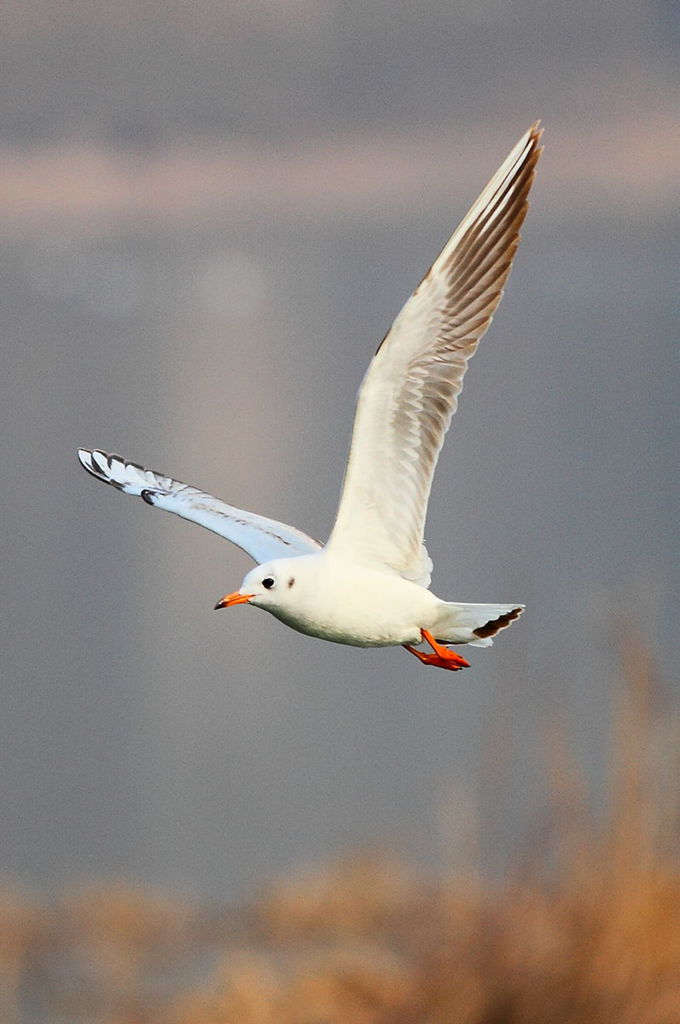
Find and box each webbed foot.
[403,629,470,671]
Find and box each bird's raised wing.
[77,449,321,563]
[326,124,542,587]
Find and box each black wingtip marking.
[473,606,523,639]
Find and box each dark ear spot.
[288,577,295,588]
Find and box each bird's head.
[214,560,300,612]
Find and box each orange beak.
[214,591,254,610]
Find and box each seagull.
[78,123,542,671]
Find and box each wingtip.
[77,447,105,483]
[77,447,95,471]
[527,121,544,157]
[472,605,524,639]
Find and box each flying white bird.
[78,124,542,671]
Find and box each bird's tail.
[434,602,524,647]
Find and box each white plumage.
[78,123,542,671]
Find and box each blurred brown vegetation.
[2,642,678,1024]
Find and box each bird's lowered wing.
[77,449,322,564]
[326,123,542,587]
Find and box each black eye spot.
[287,577,295,588]
[262,577,275,590]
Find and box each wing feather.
[327,124,542,586]
[77,449,321,564]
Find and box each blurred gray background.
[1,0,678,898]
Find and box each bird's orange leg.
[403,629,470,671]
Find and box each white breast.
[266,553,440,648]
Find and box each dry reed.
[1,641,677,1023]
